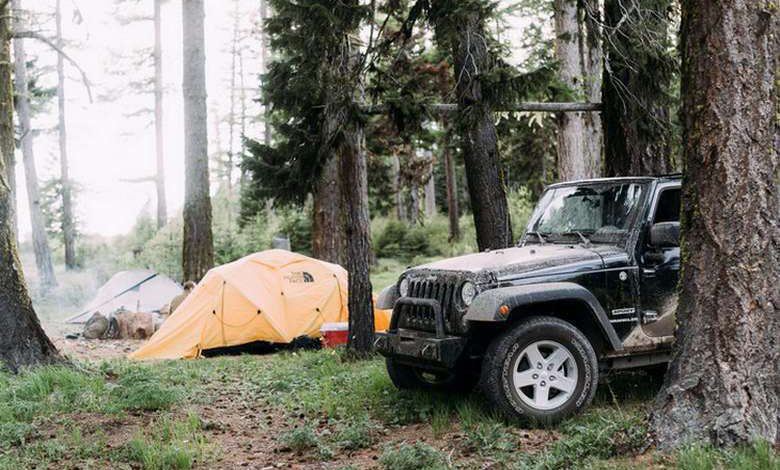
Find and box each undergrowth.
[0,350,777,469]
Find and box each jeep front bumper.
[374,296,467,369]
[374,329,467,369]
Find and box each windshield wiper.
[563,231,592,247]
[525,231,547,245]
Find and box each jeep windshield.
[525,181,648,245]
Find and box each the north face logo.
[285,271,314,283]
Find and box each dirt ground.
[53,336,146,361]
[43,337,559,469]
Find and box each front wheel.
[480,316,599,425]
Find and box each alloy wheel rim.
[511,340,578,411]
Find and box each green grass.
[0,350,777,469]
[121,414,209,470]
[674,440,779,470]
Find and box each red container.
[320,322,349,347]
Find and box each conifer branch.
[12,30,93,103]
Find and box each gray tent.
[66,270,181,324]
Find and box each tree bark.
[452,12,512,250]
[341,118,374,357]
[651,0,779,449]
[13,0,57,289]
[312,154,345,265]
[153,0,167,229]
[554,0,601,181]
[0,2,61,372]
[181,0,213,282]
[55,0,76,270]
[602,0,675,176]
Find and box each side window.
[653,188,680,224]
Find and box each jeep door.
[638,183,681,337]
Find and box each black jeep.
[375,176,681,424]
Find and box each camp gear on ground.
[83,313,109,339]
[129,250,390,360]
[67,270,182,324]
[320,322,348,347]
[81,309,159,340]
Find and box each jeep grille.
[397,278,460,333]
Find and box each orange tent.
[130,250,389,360]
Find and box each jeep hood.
[412,244,620,279]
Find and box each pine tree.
[0,0,61,372]
[241,0,374,354]
[651,0,778,449]
[426,0,513,250]
[181,0,213,282]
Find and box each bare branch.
[362,102,602,115]
[12,30,93,103]
[120,176,157,184]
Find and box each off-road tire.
[480,316,598,425]
[386,358,478,393]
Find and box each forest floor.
[2,344,777,470]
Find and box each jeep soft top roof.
[546,174,681,189]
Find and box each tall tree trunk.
[55,0,76,270]
[651,0,779,449]
[423,150,436,218]
[259,0,271,146]
[389,152,403,220]
[0,3,61,372]
[602,0,675,176]
[0,0,14,242]
[312,154,345,265]
[226,0,240,198]
[341,118,373,357]
[408,181,419,224]
[423,174,436,217]
[452,12,512,250]
[181,0,213,282]
[13,0,57,289]
[238,51,247,162]
[554,0,600,180]
[154,0,167,229]
[580,0,602,172]
[442,125,459,241]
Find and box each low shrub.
[333,416,377,450]
[379,441,448,470]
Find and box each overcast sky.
[13,0,546,241]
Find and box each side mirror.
[650,222,680,248]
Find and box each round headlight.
[398,278,410,297]
[460,281,477,306]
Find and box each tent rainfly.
[66,270,182,324]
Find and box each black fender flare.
[464,282,623,352]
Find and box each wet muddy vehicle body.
[375,175,682,424]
